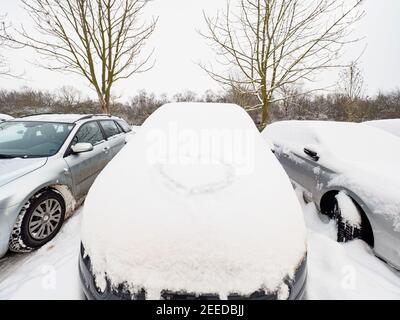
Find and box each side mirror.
[304,147,319,161]
[71,142,93,154]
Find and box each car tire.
[333,197,363,243]
[9,190,66,253]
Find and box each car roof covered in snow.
[81,102,307,299]
[141,102,249,128]
[364,119,400,138]
[263,120,400,163]
[11,113,119,123]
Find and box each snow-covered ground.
[297,187,400,300]
[0,210,83,300]
[0,190,400,300]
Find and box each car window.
[72,122,104,146]
[0,122,27,143]
[100,120,121,139]
[0,121,74,158]
[116,120,132,133]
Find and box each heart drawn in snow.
[156,156,235,195]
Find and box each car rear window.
[100,120,121,138]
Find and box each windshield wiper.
[0,154,28,159]
[0,154,17,159]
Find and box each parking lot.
[1,187,399,300]
[1,0,400,305]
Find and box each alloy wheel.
[28,198,63,240]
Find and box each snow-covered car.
[364,119,400,138]
[131,125,140,133]
[0,114,13,122]
[262,121,400,270]
[0,114,131,257]
[124,125,140,144]
[79,103,308,300]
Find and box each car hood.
[0,158,48,187]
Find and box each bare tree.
[279,84,302,118]
[173,90,198,102]
[57,85,83,106]
[0,15,12,76]
[201,0,364,128]
[337,61,365,101]
[337,61,365,121]
[225,84,260,113]
[3,0,157,113]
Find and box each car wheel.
[9,190,66,253]
[333,196,363,243]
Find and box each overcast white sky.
[0,0,399,101]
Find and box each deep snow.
[1,189,399,300]
[81,103,307,299]
[0,210,83,300]
[296,187,400,299]
[335,191,362,227]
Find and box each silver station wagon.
[0,114,131,257]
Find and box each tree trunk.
[260,85,269,130]
[98,94,110,114]
[260,103,269,130]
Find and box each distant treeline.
[0,86,399,127]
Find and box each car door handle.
[63,168,70,176]
[103,146,110,153]
[304,148,320,161]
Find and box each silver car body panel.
[0,114,129,257]
[0,158,47,188]
[263,121,400,270]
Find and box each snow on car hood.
[0,158,47,188]
[263,121,400,230]
[81,103,307,299]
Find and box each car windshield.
[0,121,74,158]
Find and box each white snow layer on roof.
[81,103,307,299]
[263,121,400,231]
[0,114,13,121]
[15,114,124,123]
[364,119,400,138]
[16,114,86,123]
